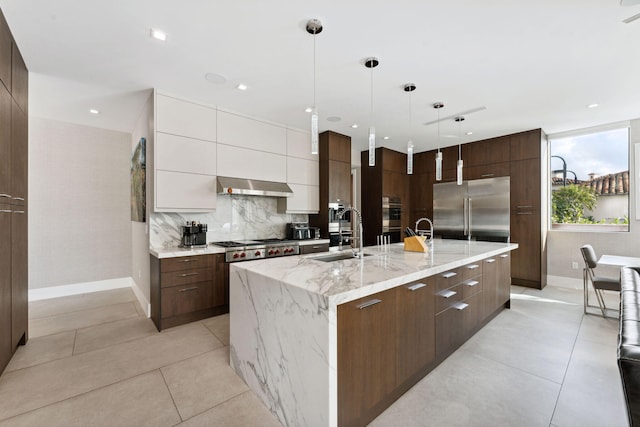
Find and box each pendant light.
[433,102,444,181]
[454,116,465,185]
[365,57,379,166]
[306,19,323,155]
[404,83,416,174]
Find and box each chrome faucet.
[415,217,434,243]
[338,207,364,258]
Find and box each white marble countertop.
[231,239,518,305]
[150,239,330,259]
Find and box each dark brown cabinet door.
[338,288,396,427]
[0,12,11,92]
[395,279,435,386]
[463,135,511,167]
[510,210,541,285]
[11,206,27,348]
[482,257,498,318]
[0,205,12,373]
[213,254,227,307]
[0,84,10,198]
[510,158,540,210]
[11,99,27,205]
[497,252,511,306]
[435,305,465,360]
[328,160,351,204]
[10,43,27,114]
[510,130,541,161]
[464,162,510,181]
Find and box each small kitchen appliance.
[181,221,208,248]
[287,223,312,240]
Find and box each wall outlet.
[571,261,579,270]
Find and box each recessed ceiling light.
[351,124,359,129]
[89,109,100,115]
[587,103,599,109]
[383,136,390,140]
[236,83,248,91]
[204,72,226,84]
[150,28,167,41]
[466,131,473,135]
[305,107,313,113]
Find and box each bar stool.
[580,244,621,318]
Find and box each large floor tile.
[0,370,181,427]
[161,347,247,420]
[4,330,75,372]
[29,288,136,320]
[0,323,221,420]
[29,301,140,338]
[370,349,561,427]
[177,390,282,427]
[551,338,627,427]
[577,314,619,346]
[202,313,229,346]
[73,316,158,355]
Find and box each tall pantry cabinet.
[0,8,29,375]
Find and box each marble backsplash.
[150,195,308,249]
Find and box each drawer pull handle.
[408,283,427,291]
[0,194,10,198]
[500,254,509,258]
[356,299,382,309]
[180,259,195,263]
[0,209,11,213]
[13,197,24,201]
[179,272,199,277]
[464,280,479,287]
[481,173,494,177]
[485,259,496,263]
[439,290,456,299]
[466,264,479,270]
[441,272,457,279]
[178,286,199,292]
[453,302,469,311]
[517,205,533,209]
[13,210,25,214]
[312,246,321,249]
[516,212,533,215]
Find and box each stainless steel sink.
[311,253,373,262]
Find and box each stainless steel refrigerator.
[433,176,510,242]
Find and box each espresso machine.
[181,221,208,248]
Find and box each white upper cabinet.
[217,144,286,183]
[217,110,286,154]
[287,157,319,186]
[286,128,318,161]
[156,94,216,142]
[281,184,319,213]
[155,171,217,212]
[156,132,217,176]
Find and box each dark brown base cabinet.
[150,254,228,331]
[338,255,510,427]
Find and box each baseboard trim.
[546,275,583,290]
[29,277,151,318]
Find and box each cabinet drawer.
[435,283,463,314]
[436,268,461,293]
[161,281,213,318]
[300,243,330,254]
[461,262,482,281]
[461,277,482,299]
[161,255,213,273]
[161,268,213,288]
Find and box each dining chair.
[580,244,621,318]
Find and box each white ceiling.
[1,0,639,153]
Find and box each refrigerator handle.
[468,197,473,238]
[463,197,469,235]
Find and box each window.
[549,126,629,231]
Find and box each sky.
[550,128,629,182]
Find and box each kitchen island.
[230,239,518,427]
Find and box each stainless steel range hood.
[216,176,293,197]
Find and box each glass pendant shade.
[457,159,463,185]
[435,151,443,181]
[368,126,376,166]
[311,109,319,154]
[407,143,414,174]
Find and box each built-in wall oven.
[382,196,402,243]
[328,202,351,246]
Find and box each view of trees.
[551,184,628,225]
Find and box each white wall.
[131,94,153,313]
[29,118,132,289]
[546,118,640,286]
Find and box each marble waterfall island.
[229,240,518,427]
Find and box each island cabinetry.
[338,288,397,427]
[150,253,227,331]
[395,279,435,387]
[299,242,330,254]
[497,252,511,307]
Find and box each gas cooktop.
[211,239,300,262]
